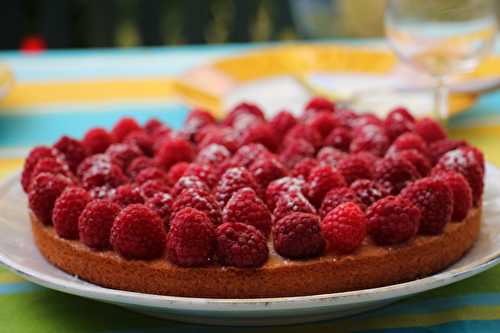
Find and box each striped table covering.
[0,43,499,332]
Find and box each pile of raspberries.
[23,97,485,268]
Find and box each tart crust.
[31,208,481,298]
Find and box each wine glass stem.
[435,76,449,128]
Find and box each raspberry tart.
[24,100,484,298]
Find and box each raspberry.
[433,171,472,221]
[171,175,210,198]
[166,207,216,266]
[78,199,121,250]
[106,143,142,169]
[273,190,317,222]
[284,124,322,149]
[335,108,358,128]
[144,118,163,134]
[166,162,189,185]
[224,102,265,127]
[214,167,261,207]
[82,128,114,155]
[366,196,421,245]
[306,165,347,208]
[306,112,339,138]
[272,213,325,259]
[151,127,174,151]
[155,138,195,171]
[216,222,268,268]
[384,107,416,140]
[304,96,335,113]
[415,117,447,143]
[53,135,87,173]
[136,166,169,185]
[29,173,72,225]
[321,202,367,253]
[231,143,270,168]
[350,179,388,208]
[240,123,278,152]
[53,187,91,239]
[356,151,379,166]
[266,176,305,210]
[249,157,288,189]
[172,188,222,225]
[433,148,484,206]
[461,145,485,174]
[112,184,144,207]
[396,149,431,177]
[350,124,390,157]
[319,187,363,217]
[126,156,155,178]
[316,147,347,167]
[184,163,218,188]
[374,156,419,195]
[21,146,59,192]
[291,158,319,180]
[323,127,353,152]
[195,144,231,168]
[139,179,170,199]
[77,154,112,178]
[279,139,315,169]
[110,204,166,259]
[89,185,115,200]
[401,177,453,234]
[198,127,239,153]
[429,139,467,164]
[81,161,127,190]
[386,133,429,158]
[124,130,154,156]
[350,113,384,129]
[336,153,374,184]
[145,192,173,230]
[111,117,141,142]
[222,187,272,236]
[269,110,297,140]
[183,108,216,137]
[30,157,71,187]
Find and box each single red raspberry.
[165,162,189,185]
[82,128,114,155]
[155,138,195,171]
[461,145,485,174]
[433,171,472,221]
[183,108,216,137]
[151,127,174,152]
[76,154,112,178]
[366,196,420,245]
[336,153,374,184]
[249,157,288,189]
[273,190,317,222]
[415,117,447,143]
[214,167,261,208]
[304,96,335,113]
[145,192,173,230]
[222,187,272,236]
[266,176,305,210]
[231,143,270,168]
[306,165,347,208]
[198,127,239,153]
[335,108,358,128]
[350,179,388,208]
[395,149,432,177]
[21,146,59,192]
[350,124,390,157]
[78,199,121,250]
[112,184,144,207]
[284,124,322,150]
[135,166,169,185]
[306,112,339,138]
[89,185,116,200]
[171,175,210,199]
[279,139,315,169]
[355,151,379,166]
[273,212,325,259]
[216,222,268,268]
[124,130,154,156]
[144,118,163,134]
[224,102,265,127]
[386,133,429,158]
[53,135,87,173]
[319,187,364,217]
[429,139,467,164]
[29,173,72,225]
[350,113,384,129]
[172,188,222,225]
[110,204,166,259]
[433,148,484,206]
[323,127,353,152]
[30,157,71,187]
[166,207,216,266]
[126,156,155,178]
[316,147,347,167]
[195,144,231,168]
[184,163,218,188]
[321,202,366,253]
[53,186,91,239]
[384,107,416,140]
[239,123,278,152]
[111,117,141,142]
[106,143,142,169]
[374,156,419,195]
[401,177,453,234]
[139,179,170,199]
[269,110,297,140]
[81,161,127,190]
[291,158,319,180]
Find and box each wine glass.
[385,0,497,125]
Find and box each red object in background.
[20,35,47,53]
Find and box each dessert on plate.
[22,97,485,298]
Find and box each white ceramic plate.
[0,166,499,326]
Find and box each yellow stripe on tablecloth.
[0,159,22,180]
